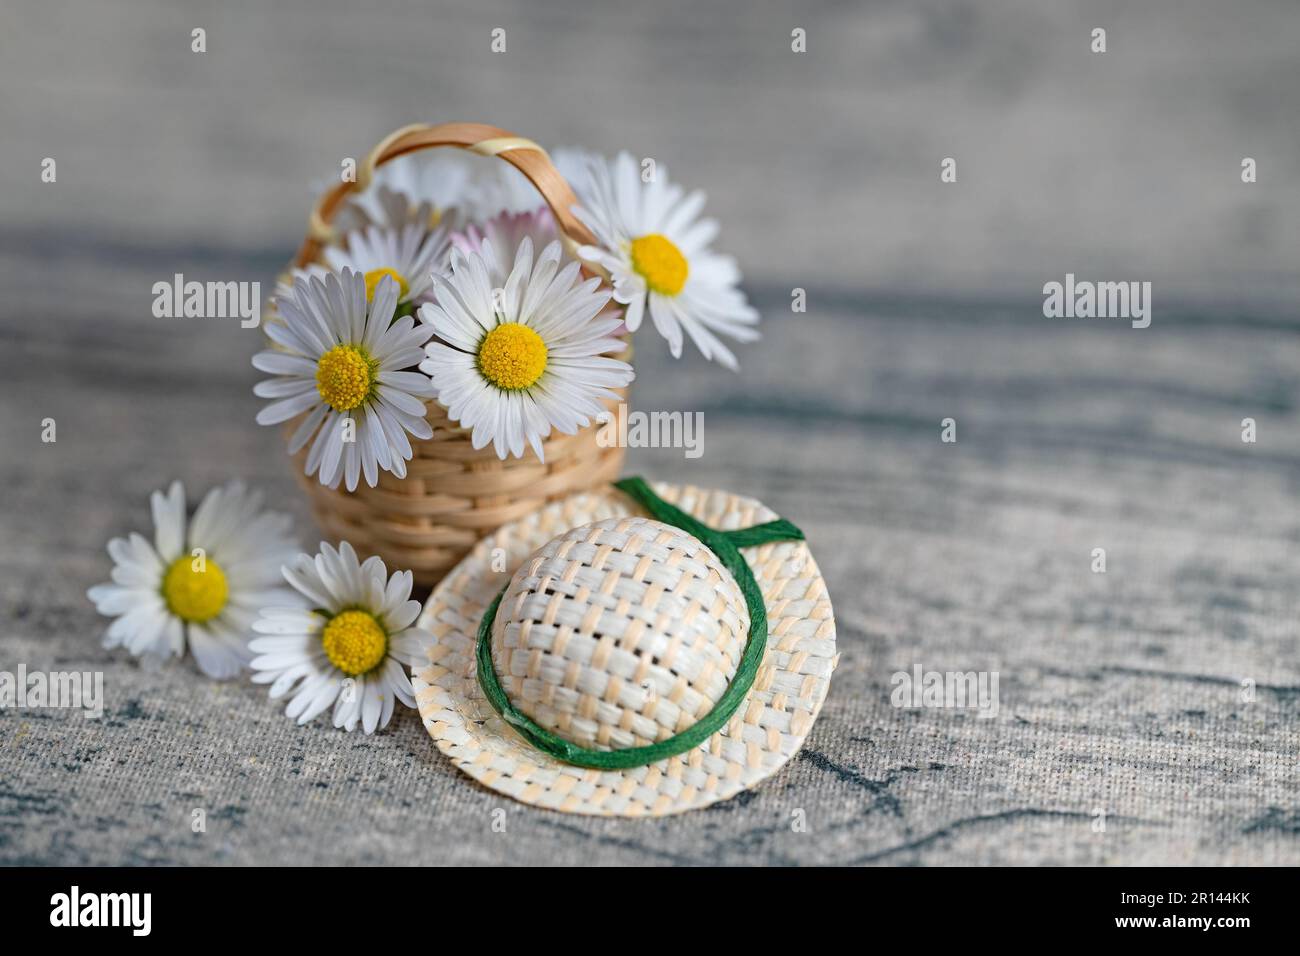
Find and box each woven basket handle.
[294,122,597,269]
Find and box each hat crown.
[491,515,750,752]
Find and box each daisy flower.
[572,151,760,370]
[334,183,441,238]
[254,269,435,491]
[287,222,451,314]
[87,480,299,679]
[371,150,481,219]
[249,542,426,734]
[451,209,567,283]
[418,237,633,461]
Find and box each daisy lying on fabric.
[87,481,299,679]
[419,237,633,461]
[254,269,435,491]
[249,541,428,734]
[572,151,760,370]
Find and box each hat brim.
[412,481,837,817]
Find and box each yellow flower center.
[315,344,376,411]
[161,556,229,623]
[477,323,548,390]
[363,268,410,302]
[630,234,689,296]
[321,609,388,676]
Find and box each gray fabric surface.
[5,296,1298,865]
[2,0,1298,865]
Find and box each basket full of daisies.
[252,122,759,587]
[86,123,761,734]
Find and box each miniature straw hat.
[412,477,837,817]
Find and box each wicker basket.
[281,122,627,589]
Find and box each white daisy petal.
[151,481,186,562]
[188,624,245,680]
[575,152,757,365]
[91,480,299,679]
[420,236,632,461]
[250,544,431,734]
[361,678,384,734]
[255,269,433,488]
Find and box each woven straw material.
[290,391,625,589]
[284,122,625,589]
[493,516,750,750]
[413,482,837,817]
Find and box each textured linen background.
[1,0,1297,865]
